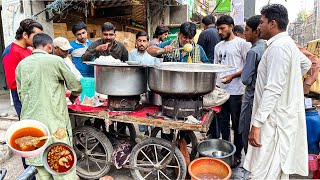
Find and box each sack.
[203,87,230,107]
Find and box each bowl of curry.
[5,120,50,158]
[43,142,76,176]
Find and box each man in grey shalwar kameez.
[239,15,266,153]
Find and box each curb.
[0,144,13,165]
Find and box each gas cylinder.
[306,107,320,154]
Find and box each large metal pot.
[197,139,236,167]
[148,62,235,96]
[87,62,147,96]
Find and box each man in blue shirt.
[148,22,209,63]
[69,21,94,77]
[129,31,159,65]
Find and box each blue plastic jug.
[306,107,320,154]
[80,77,95,102]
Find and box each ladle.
[156,43,193,54]
[14,128,67,149]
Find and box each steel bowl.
[43,142,77,176]
[197,139,236,167]
[87,62,147,96]
[148,62,235,96]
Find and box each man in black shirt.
[197,15,220,63]
[82,22,128,62]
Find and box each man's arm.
[82,41,99,62]
[241,50,257,85]
[147,41,173,57]
[295,42,318,94]
[121,47,128,62]
[57,58,82,100]
[3,54,18,89]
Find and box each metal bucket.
[197,139,236,167]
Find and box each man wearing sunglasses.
[82,22,128,62]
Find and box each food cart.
[69,62,233,179]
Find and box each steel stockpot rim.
[86,61,145,67]
[153,62,236,73]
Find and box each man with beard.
[149,25,169,46]
[70,21,94,77]
[129,31,159,65]
[214,15,251,167]
[244,4,311,178]
[148,22,209,63]
[53,37,82,80]
[82,22,128,62]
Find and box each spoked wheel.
[73,126,113,179]
[105,122,136,145]
[150,127,198,160]
[129,138,187,180]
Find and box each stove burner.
[162,96,203,119]
[108,95,140,111]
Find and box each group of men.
[199,4,313,179]
[1,3,315,179]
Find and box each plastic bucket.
[309,154,319,171]
[80,77,95,102]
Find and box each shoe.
[231,156,241,168]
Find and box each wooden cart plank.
[69,110,214,132]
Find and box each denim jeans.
[10,90,21,119]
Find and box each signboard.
[232,0,244,25]
[216,0,231,13]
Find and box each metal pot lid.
[86,61,145,67]
[153,62,236,73]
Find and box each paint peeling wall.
[1,0,53,47]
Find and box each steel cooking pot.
[148,62,235,96]
[86,62,147,96]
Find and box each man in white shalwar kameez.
[243,4,311,179]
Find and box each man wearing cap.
[53,37,82,80]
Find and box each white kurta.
[243,32,311,178]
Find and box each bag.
[203,87,230,107]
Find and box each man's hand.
[95,43,110,52]
[248,126,262,147]
[221,74,234,84]
[69,94,78,104]
[163,45,175,54]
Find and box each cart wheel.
[106,122,136,145]
[73,126,113,179]
[150,127,198,160]
[129,137,187,180]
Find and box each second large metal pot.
[148,62,235,96]
[87,62,147,96]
